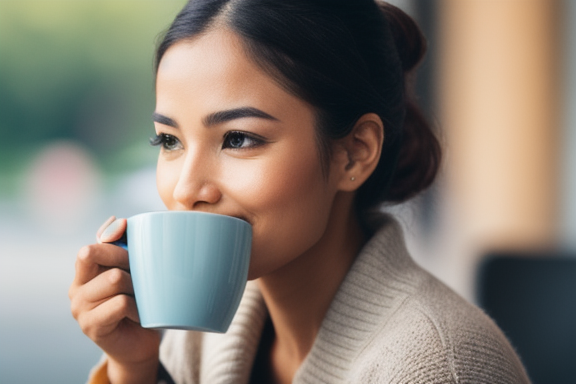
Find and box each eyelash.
[150,131,267,151]
[222,131,267,150]
[150,133,182,151]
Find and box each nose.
[171,150,222,210]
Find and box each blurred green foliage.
[0,0,185,193]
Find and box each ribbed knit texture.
[155,215,531,383]
[161,284,267,384]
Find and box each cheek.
[225,144,335,277]
[224,143,325,212]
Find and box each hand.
[69,216,160,383]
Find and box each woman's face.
[154,29,345,279]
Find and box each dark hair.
[155,0,441,218]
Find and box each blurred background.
[0,0,574,383]
[0,1,182,382]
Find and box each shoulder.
[353,271,531,384]
[336,215,531,383]
[297,216,531,383]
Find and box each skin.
[69,28,384,384]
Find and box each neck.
[256,193,366,384]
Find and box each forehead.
[157,29,249,87]
[156,29,294,116]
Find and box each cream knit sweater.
[89,215,531,383]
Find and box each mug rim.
[129,211,250,226]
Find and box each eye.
[150,133,183,151]
[222,131,266,150]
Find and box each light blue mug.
[117,211,252,333]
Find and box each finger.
[75,244,130,285]
[79,294,140,341]
[82,268,135,304]
[96,216,116,243]
[70,268,134,320]
[99,218,127,244]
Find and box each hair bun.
[386,99,442,203]
[375,1,441,204]
[379,2,426,73]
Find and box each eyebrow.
[202,107,279,127]
[152,107,278,129]
[152,112,178,128]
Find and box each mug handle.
[111,231,128,250]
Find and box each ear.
[333,113,384,192]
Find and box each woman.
[69,0,531,383]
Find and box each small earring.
[350,176,356,181]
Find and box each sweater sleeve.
[86,358,109,384]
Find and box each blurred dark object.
[476,253,576,384]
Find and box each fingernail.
[102,215,115,228]
[100,219,122,243]
[96,216,116,242]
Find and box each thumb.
[98,218,128,243]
